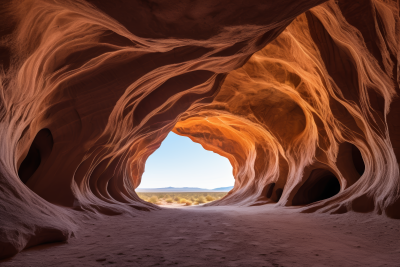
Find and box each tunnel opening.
[351,144,365,176]
[136,132,234,206]
[18,128,54,184]
[292,169,341,206]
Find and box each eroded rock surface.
[0,0,399,259]
[174,2,400,216]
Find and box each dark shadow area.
[274,188,283,202]
[264,183,283,203]
[351,144,365,176]
[18,129,54,184]
[292,169,340,206]
[266,183,275,199]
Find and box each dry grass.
[179,198,188,204]
[137,192,228,206]
[148,196,159,204]
[206,195,215,201]
[196,196,206,204]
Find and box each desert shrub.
[179,198,188,204]
[166,198,173,203]
[185,200,192,206]
[205,195,215,201]
[137,192,229,204]
[197,196,206,204]
[148,196,159,204]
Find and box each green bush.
[166,198,173,203]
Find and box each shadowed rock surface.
[0,0,399,261]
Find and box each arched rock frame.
[0,0,399,259]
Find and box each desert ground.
[1,205,399,267]
[137,192,228,206]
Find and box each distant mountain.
[211,186,233,191]
[136,186,233,192]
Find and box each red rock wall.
[174,0,400,215]
[0,0,398,259]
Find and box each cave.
[18,129,54,184]
[292,169,341,206]
[0,0,400,265]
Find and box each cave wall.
[174,1,400,214]
[0,0,399,259]
[0,0,326,258]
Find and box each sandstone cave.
[0,0,400,266]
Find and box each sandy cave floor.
[1,205,400,267]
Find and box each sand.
[1,205,399,267]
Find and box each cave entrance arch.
[136,132,234,205]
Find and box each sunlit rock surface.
[174,1,400,215]
[0,0,399,259]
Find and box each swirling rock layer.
[0,0,399,259]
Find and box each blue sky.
[138,132,234,189]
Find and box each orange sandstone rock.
[0,0,399,260]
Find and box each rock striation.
[0,0,399,259]
[174,1,400,215]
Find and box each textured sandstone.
[174,2,400,216]
[0,0,399,259]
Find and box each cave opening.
[18,128,54,184]
[292,169,341,206]
[136,132,234,205]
